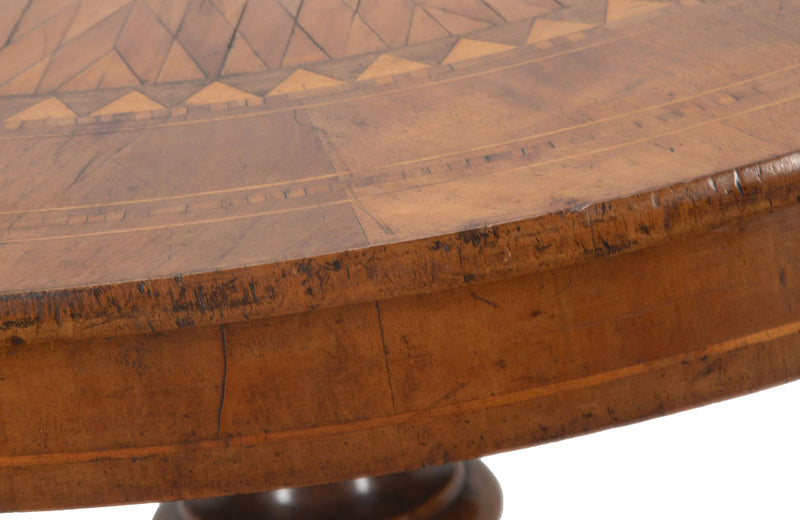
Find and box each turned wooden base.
[153,461,501,520]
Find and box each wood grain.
[1,0,800,512]
[1,0,800,295]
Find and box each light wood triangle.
[357,55,430,81]
[91,91,166,116]
[59,52,139,92]
[221,35,267,76]
[526,19,595,44]
[183,81,260,106]
[4,97,77,122]
[158,41,205,83]
[442,39,515,65]
[0,58,51,96]
[268,69,344,96]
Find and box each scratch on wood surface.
[66,154,99,189]
[350,199,371,245]
[53,131,77,162]
[375,301,397,413]
[468,290,500,309]
[349,191,394,237]
[434,381,470,406]
[217,325,228,439]
[587,213,597,252]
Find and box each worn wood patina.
[1,0,799,515]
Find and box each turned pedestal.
[154,462,501,520]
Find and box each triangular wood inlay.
[221,35,268,76]
[36,5,130,94]
[183,81,260,105]
[282,27,329,68]
[238,0,296,69]
[0,5,76,87]
[0,57,51,96]
[481,0,551,21]
[357,0,416,47]
[357,54,429,81]
[63,0,131,43]
[268,69,344,96]
[13,0,77,40]
[158,41,206,83]
[90,91,166,116]
[424,7,490,35]
[344,14,387,56]
[408,6,450,44]
[4,97,77,122]
[296,0,354,59]
[526,19,595,44]
[442,38,515,64]
[116,0,173,83]
[59,51,139,92]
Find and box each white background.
[4,380,799,519]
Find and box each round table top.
[2,0,800,512]
[0,0,798,299]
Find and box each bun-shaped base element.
[154,461,501,520]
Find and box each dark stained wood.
[153,461,501,520]
[1,0,800,513]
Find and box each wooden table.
[1,0,799,517]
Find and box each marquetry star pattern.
[0,0,683,126]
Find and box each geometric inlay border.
[0,0,681,130]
